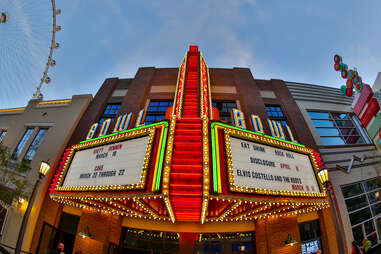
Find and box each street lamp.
[15,161,50,254]
[317,168,345,253]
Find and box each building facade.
[0,95,92,253]
[286,81,381,252]
[32,46,337,254]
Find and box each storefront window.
[345,195,368,212]
[145,100,173,124]
[120,227,179,253]
[342,178,381,247]
[195,232,255,254]
[352,225,364,243]
[368,190,381,204]
[299,220,323,254]
[342,183,364,198]
[307,111,370,146]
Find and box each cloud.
[106,0,268,79]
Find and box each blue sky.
[2,0,381,108]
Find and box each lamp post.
[317,169,345,254]
[15,161,50,254]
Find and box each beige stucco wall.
[0,95,92,253]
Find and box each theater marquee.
[54,122,168,192]
[230,137,320,194]
[211,122,325,197]
[62,136,150,188]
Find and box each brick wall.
[73,210,121,254]
[30,197,62,252]
[255,215,302,254]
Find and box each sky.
[2,0,381,108]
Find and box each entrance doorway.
[195,232,256,254]
[36,212,80,254]
[117,227,179,253]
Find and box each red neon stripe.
[169,46,203,221]
[360,98,380,127]
[353,84,373,116]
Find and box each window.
[0,130,6,142]
[120,227,179,253]
[11,128,34,160]
[212,101,237,125]
[145,101,173,125]
[308,112,370,146]
[99,103,121,126]
[265,105,294,141]
[342,178,381,245]
[195,232,255,254]
[299,220,323,254]
[23,129,47,162]
[265,105,289,128]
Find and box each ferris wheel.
[0,0,61,105]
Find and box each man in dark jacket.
[51,242,65,254]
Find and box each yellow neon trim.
[172,56,186,116]
[0,107,25,112]
[37,99,71,105]
[286,125,298,143]
[151,125,164,192]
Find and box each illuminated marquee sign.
[211,122,325,197]
[53,122,168,192]
[62,136,150,188]
[230,136,320,194]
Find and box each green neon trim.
[211,124,218,193]
[80,122,168,143]
[155,125,168,192]
[211,122,305,147]
[210,121,305,194]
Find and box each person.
[351,241,361,254]
[362,238,372,253]
[51,242,65,254]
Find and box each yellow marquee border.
[55,126,161,192]
[220,124,327,198]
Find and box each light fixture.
[39,161,51,178]
[17,198,26,208]
[284,234,298,246]
[317,169,329,185]
[79,226,92,239]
